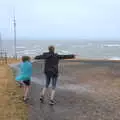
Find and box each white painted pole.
[13,10,17,59]
[0,32,2,50]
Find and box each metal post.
[0,33,2,64]
[13,13,17,59]
[0,32,2,50]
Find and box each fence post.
[0,51,3,64]
[5,51,7,64]
[0,50,7,65]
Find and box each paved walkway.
[26,61,120,120]
[10,61,120,120]
[27,77,120,120]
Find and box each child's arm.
[58,54,75,60]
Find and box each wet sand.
[28,60,120,120]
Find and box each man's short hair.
[48,45,55,52]
[22,56,30,62]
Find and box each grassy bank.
[0,60,28,120]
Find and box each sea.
[1,40,120,60]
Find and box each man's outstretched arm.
[34,53,53,60]
[58,54,75,59]
[34,53,48,60]
[34,55,44,59]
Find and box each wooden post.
[5,51,7,64]
[0,51,2,64]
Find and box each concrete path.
[28,76,120,120]
[10,61,120,120]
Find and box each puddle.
[32,77,94,94]
[32,77,45,86]
[59,84,93,93]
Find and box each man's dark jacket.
[34,52,75,76]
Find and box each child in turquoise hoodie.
[16,56,32,101]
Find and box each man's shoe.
[40,96,44,103]
[49,99,56,105]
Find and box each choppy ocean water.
[1,40,120,60]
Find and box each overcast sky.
[0,0,120,40]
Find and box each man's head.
[22,56,30,62]
[48,45,55,52]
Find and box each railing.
[0,50,7,64]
